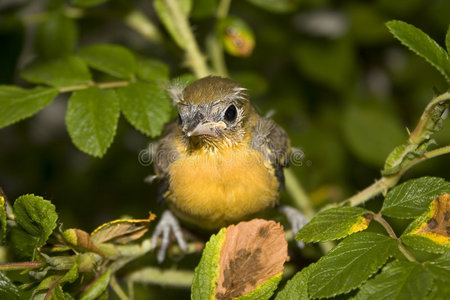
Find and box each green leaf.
[20,56,92,87]
[35,11,77,59]
[381,177,450,218]
[0,189,7,244]
[66,87,120,157]
[308,232,397,298]
[79,269,111,300]
[135,56,170,83]
[153,0,192,48]
[275,264,315,300]
[0,273,21,300]
[355,261,433,300]
[70,0,109,7]
[116,82,172,137]
[78,44,136,79]
[190,0,217,19]
[342,102,406,167]
[245,0,299,13]
[386,20,450,83]
[236,274,282,300]
[427,279,450,300]
[13,194,58,247]
[192,228,226,300]
[424,251,450,282]
[10,227,39,258]
[296,207,373,243]
[0,85,57,129]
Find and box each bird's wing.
[250,117,291,188]
[154,121,180,203]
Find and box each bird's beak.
[185,121,227,137]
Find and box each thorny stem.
[373,213,417,262]
[208,0,232,77]
[162,0,210,77]
[346,90,450,207]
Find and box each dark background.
[0,0,449,297]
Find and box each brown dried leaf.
[62,228,104,256]
[215,219,288,300]
[90,213,156,244]
[416,194,450,242]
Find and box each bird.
[151,76,306,262]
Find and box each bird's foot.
[151,210,187,263]
[278,205,309,248]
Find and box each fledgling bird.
[151,76,306,262]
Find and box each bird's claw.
[279,205,309,248]
[151,210,187,263]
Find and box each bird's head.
[169,76,255,150]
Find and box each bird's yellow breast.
[166,142,279,229]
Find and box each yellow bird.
[151,76,303,262]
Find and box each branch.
[162,0,210,77]
[373,213,417,262]
[345,90,450,207]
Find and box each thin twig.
[110,275,130,300]
[373,213,417,262]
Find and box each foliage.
[0,0,450,299]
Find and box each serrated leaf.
[78,44,136,79]
[135,56,170,83]
[13,194,58,247]
[35,11,77,59]
[20,56,92,87]
[386,20,450,83]
[0,85,57,128]
[70,0,109,7]
[308,232,397,298]
[245,0,299,13]
[275,264,315,300]
[10,227,39,258]
[296,207,373,243]
[381,177,450,218]
[191,228,225,299]
[79,269,111,300]
[401,194,450,254]
[90,213,155,244]
[355,261,432,300]
[35,11,78,59]
[0,272,21,300]
[65,87,120,157]
[0,189,7,244]
[116,82,172,137]
[192,220,288,300]
[153,0,192,48]
[424,251,450,282]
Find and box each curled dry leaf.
[90,212,156,244]
[215,219,288,299]
[62,228,105,256]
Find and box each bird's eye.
[178,113,183,124]
[224,105,237,122]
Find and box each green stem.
[125,267,194,288]
[110,275,130,300]
[163,0,210,77]
[217,0,232,18]
[373,213,417,262]
[58,80,130,93]
[123,10,163,43]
